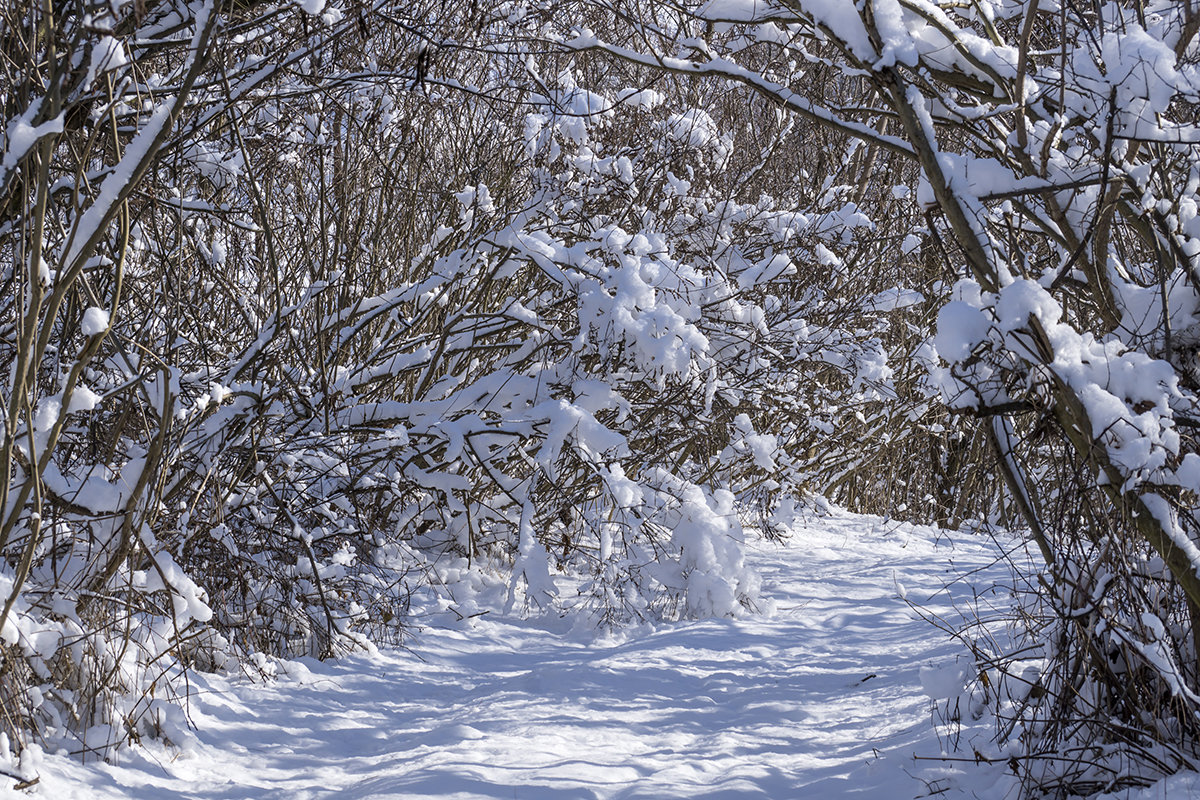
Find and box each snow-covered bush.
[0,0,915,762]
[23,0,1200,791]
[568,0,1200,793]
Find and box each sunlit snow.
[4,510,1021,800]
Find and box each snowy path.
[12,511,1009,800]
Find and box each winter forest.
[4,0,1200,797]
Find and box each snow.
[292,0,327,15]
[2,110,64,171]
[65,383,101,413]
[1097,771,1200,800]
[81,306,110,336]
[918,661,969,700]
[697,0,780,22]
[85,36,128,87]
[615,88,664,110]
[0,510,1040,800]
[935,300,990,362]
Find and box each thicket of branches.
[3,0,1200,795]
[562,0,1200,795]
[0,0,919,767]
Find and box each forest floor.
[4,508,1188,799]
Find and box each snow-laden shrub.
[565,0,1200,793]
[0,0,920,762]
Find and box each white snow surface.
[81,306,110,336]
[6,508,1182,799]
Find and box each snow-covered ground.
[0,510,1054,799]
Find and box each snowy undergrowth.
[0,509,1084,800]
[0,20,914,762]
